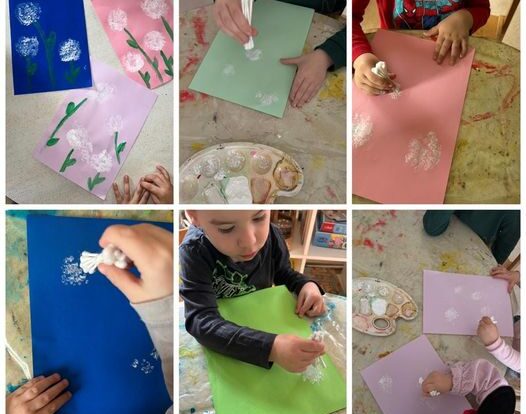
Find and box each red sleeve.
[352,0,373,63]
[465,0,490,33]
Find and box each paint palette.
[180,142,304,204]
[352,278,418,336]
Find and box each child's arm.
[478,316,520,373]
[422,210,455,236]
[464,0,492,33]
[351,0,373,63]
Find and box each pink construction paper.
[423,270,513,337]
[352,30,475,204]
[92,0,174,89]
[33,59,157,200]
[361,335,471,414]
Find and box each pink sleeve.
[450,359,509,406]
[486,337,521,373]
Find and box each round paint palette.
[180,142,304,204]
[352,277,418,336]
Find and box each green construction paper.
[189,0,314,118]
[204,286,346,414]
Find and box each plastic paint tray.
[180,142,304,204]
[352,277,418,336]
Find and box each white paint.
[89,150,113,173]
[490,316,498,324]
[108,8,127,31]
[444,307,459,322]
[255,91,278,106]
[180,175,199,200]
[390,86,402,100]
[224,176,252,204]
[222,64,236,76]
[201,156,220,177]
[131,358,155,374]
[404,131,441,171]
[203,182,226,204]
[371,61,388,78]
[454,285,463,294]
[144,30,166,51]
[61,256,89,286]
[245,48,262,61]
[359,297,371,315]
[352,113,373,148]
[418,377,424,385]
[226,150,245,171]
[16,2,41,26]
[140,0,168,19]
[379,374,393,393]
[480,306,491,316]
[59,39,81,62]
[80,244,129,274]
[471,291,482,301]
[429,390,441,397]
[121,52,145,73]
[66,127,93,163]
[371,298,388,315]
[377,286,389,297]
[91,82,116,103]
[252,152,272,174]
[107,115,124,133]
[15,36,39,57]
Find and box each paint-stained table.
[6,0,173,204]
[5,211,173,393]
[352,210,513,413]
[180,6,346,204]
[353,32,520,204]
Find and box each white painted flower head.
[90,150,113,173]
[16,2,41,26]
[59,38,81,62]
[108,8,127,31]
[91,82,115,103]
[143,30,166,51]
[15,36,39,57]
[140,0,168,19]
[107,115,124,133]
[66,127,90,150]
[121,52,145,73]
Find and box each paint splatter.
[444,307,459,322]
[255,91,278,106]
[143,30,166,51]
[222,64,236,76]
[379,374,393,393]
[245,49,262,61]
[181,56,199,75]
[352,113,373,148]
[121,52,145,73]
[15,36,39,57]
[131,358,155,374]
[141,0,168,19]
[180,90,196,103]
[319,71,345,100]
[61,256,89,286]
[404,131,441,171]
[59,39,81,62]
[390,87,402,100]
[191,16,208,46]
[108,8,127,31]
[471,291,482,301]
[16,2,41,26]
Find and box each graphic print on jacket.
[393,0,463,29]
[211,260,257,298]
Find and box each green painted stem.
[124,28,164,83]
[47,98,88,146]
[59,149,76,173]
[33,22,55,87]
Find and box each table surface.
[6,0,173,204]
[352,210,510,414]
[179,294,347,414]
[179,5,347,204]
[5,211,173,393]
[353,32,520,204]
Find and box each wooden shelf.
[307,244,347,262]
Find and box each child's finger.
[113,183,123,204]
[423,26,439,38]
[298,296,315,316]
[365,71,391,90]
[30,378,69,410]
[436,38,452,64]
[460,38,468,58]
[290,76,306,106]
[223,4,250,44]
[141,180,161,197]
[433,35,445,61]
[156,165,171,182]
[227,1,254,38]
[98,263,142,301]
[21,373,61,402]
[143,173,164,187]
[295,82,314,108]
[450,41,461,65]
[358,82,384,96]
[123,175,131,200]
[12,376,44,396]
[299,339,325,354]
[138,189,150,204]
[40,390,72,413]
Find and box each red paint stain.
[377,244,384,252]
[389,210,397,218]
[470,112,494,122]
[200,92,209,99]
[363,239,374,248]
[180,90,196,103]
[471,61,498,73]
[192,16,208,46]
[181,55,200,76]
[502,88,519,110]
[326,186,337,200]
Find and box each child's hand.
[296,282,326,317]
[421,371,453,395]
[353,53,395,96]
[113,175,150,204]
[269,334,325,372]
[6,374,72,414]
[141,166,173,204]
[213,0,257,44]
[280,50,333,108]
[423,9,473,65]
[477,316,500,346]
[491,265,520,293]
[97,224,173,304]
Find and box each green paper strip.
[204,285,346,414]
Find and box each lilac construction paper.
[33,59,157,199]
[361,335,471,414]
[423,270,513,337]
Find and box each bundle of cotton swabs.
[241,0,254,50]
[80,244,130,274]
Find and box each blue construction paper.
[9,0,93,95]
[27,215,173,414]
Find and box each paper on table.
[33,59,157,200]
[27,215,173,414]
[361,335,471,414]
[423,269,513,336]
[352,30,474,203]
[8,0,92,95]
[189,0,314,118]
[204,285,346,414]
[92,0,174,89]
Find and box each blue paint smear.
[7,379,28,393]
[7,210,57,219]
[8,0,92,95]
